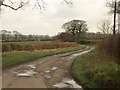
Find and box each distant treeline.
[0,30,52,42]
[54,32,105,44]
[0,30,104,42]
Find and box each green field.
[2,45,85,69]
[72,49,119,88]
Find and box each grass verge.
[2,45,85,69]
[72,48,120,88]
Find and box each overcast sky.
[0,0,111,36]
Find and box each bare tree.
[0,0,29,10]
[106,0,120,34]
[98,19,112,36]
[106,0,120,13]
[0,0,72,11]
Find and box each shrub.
[99,34,119,63]
[72,49,120,88]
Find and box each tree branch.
[63,0,73,6]
[0,0,73,11]
[1,1,28,10]
[35,0,45,10]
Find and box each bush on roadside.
[72,49,120,88]
[85,63,120,88]
[98,34,119,63]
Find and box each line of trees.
[55,31,104,42]
[0,29,104,43]
[0,30,52,42]
[0,18,106,43]
[59,19,104,43]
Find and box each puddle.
[27,64,37,69]
[45,70,51,73]
[53,83,71,88]
[16,70,37,77]
[53,78,82,88]
[67,47,94,60]
[12,64,38,77]
[51,67,58,71]
[41,66,58,79]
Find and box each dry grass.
[2,41,78,52]
[98,34,119,63]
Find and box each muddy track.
[2,46,94,88]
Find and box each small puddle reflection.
[41,66,58,79]
[67,47,95,60]
[16,70,37,77]
[51,66,58,71]
[53,78,82,89]
[12,64,37,77]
